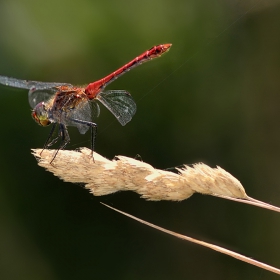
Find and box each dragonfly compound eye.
[32,102,51,126]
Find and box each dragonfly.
[0,43,172,163]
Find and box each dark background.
[0,0,280,279]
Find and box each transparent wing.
[65,100,92,134]
[69,101,100,134]
[96,90,137,126]
[0,75,72,108]
[64,98,99,135]
[0,75,71,91]
[28,88,57,108]
[91,100,101,118]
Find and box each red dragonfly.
[0,44,171,162]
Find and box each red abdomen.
[85,44,172,99]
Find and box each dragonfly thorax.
[32,102,51,126]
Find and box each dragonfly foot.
[90,152,95,163]
[40,148,46,156]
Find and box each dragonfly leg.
[50,124,70,164]
[70,118,97,158]
[41,123,57,155]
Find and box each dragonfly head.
[32,102,51,126]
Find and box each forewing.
[97,90,137,126]
[90,100,100,119]
[0,75,71,91]
[65,97,98,135]
[0,75,72,108]
[28,88,57,108]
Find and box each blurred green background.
[0,0,280,279]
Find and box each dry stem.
[101,203,280,275]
